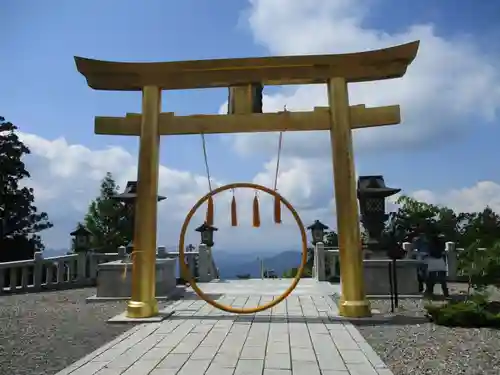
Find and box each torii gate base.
[75,40,419,318]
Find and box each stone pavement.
[56,280,393,375]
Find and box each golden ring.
[178,182,308,314]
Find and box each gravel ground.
[354,283,500,375]
[0,288,136,375]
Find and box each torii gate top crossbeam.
[74,41,419,91]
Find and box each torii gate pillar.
[328,77,369,316]
[125,86,162,318]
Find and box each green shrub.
[425,296,500,327]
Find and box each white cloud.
[18,132,500,254]
[229,0,500,158]
[19,133,325,252]
[411,181,500,214]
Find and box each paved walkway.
[56,280,392,375]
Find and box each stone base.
[329,308,395,323]
[86,285,185,303]
[96,259,177,298]
[108,310,174,324]
[363,258,421,296]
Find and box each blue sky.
[1,0,500,250]
[2,0,258,178]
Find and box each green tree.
[83,172,132,253]
[0,117,53,261]
[388,195,468,243]
[457,240,500,298]
[388,196,500,284]
[324,230,339,247]
[389,196,500,248]
[390,195,442,241]
[459,207,500,249]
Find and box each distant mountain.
[215,250,302,279]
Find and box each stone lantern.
[307,220,329,245]
[111,181,166,253]
[357,175,400,255]
[195,222,218,248]
[70,223,92,252]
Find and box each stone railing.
[402,241,474,281]
[442,242,486,281]
[314,241,476,283]
[314,243,422,295]
[0,246,201,295]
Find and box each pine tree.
[0,117,53,261]
[83,172,133,253]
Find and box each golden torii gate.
[75,40,419,319]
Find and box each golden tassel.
[206,196,214,226]
[274,195,282,224]
[253,193,261,228]
[231,194,238,227]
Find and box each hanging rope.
[201,134,214,225]
[273,105,286,224]
[273,131,284,191]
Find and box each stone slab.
[55,280,394,375]
[107,310,174,323]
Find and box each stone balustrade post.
[0,267,4,292]
[157,246,167,259]
[33,251,44,290]
[402,242,413,258]
[126,242,134,255]
[188,252,197,279]
[445,241,457,280]
[117,246,126,258]
[76,252,87,282]
[313,243,319,278]
[207,247,217,278]
[330,249,339,278]
[312,244,317,278]
[198,244,211,282]
[315,242,326,281]
[88,253,99,280]
[57,259,66,283]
